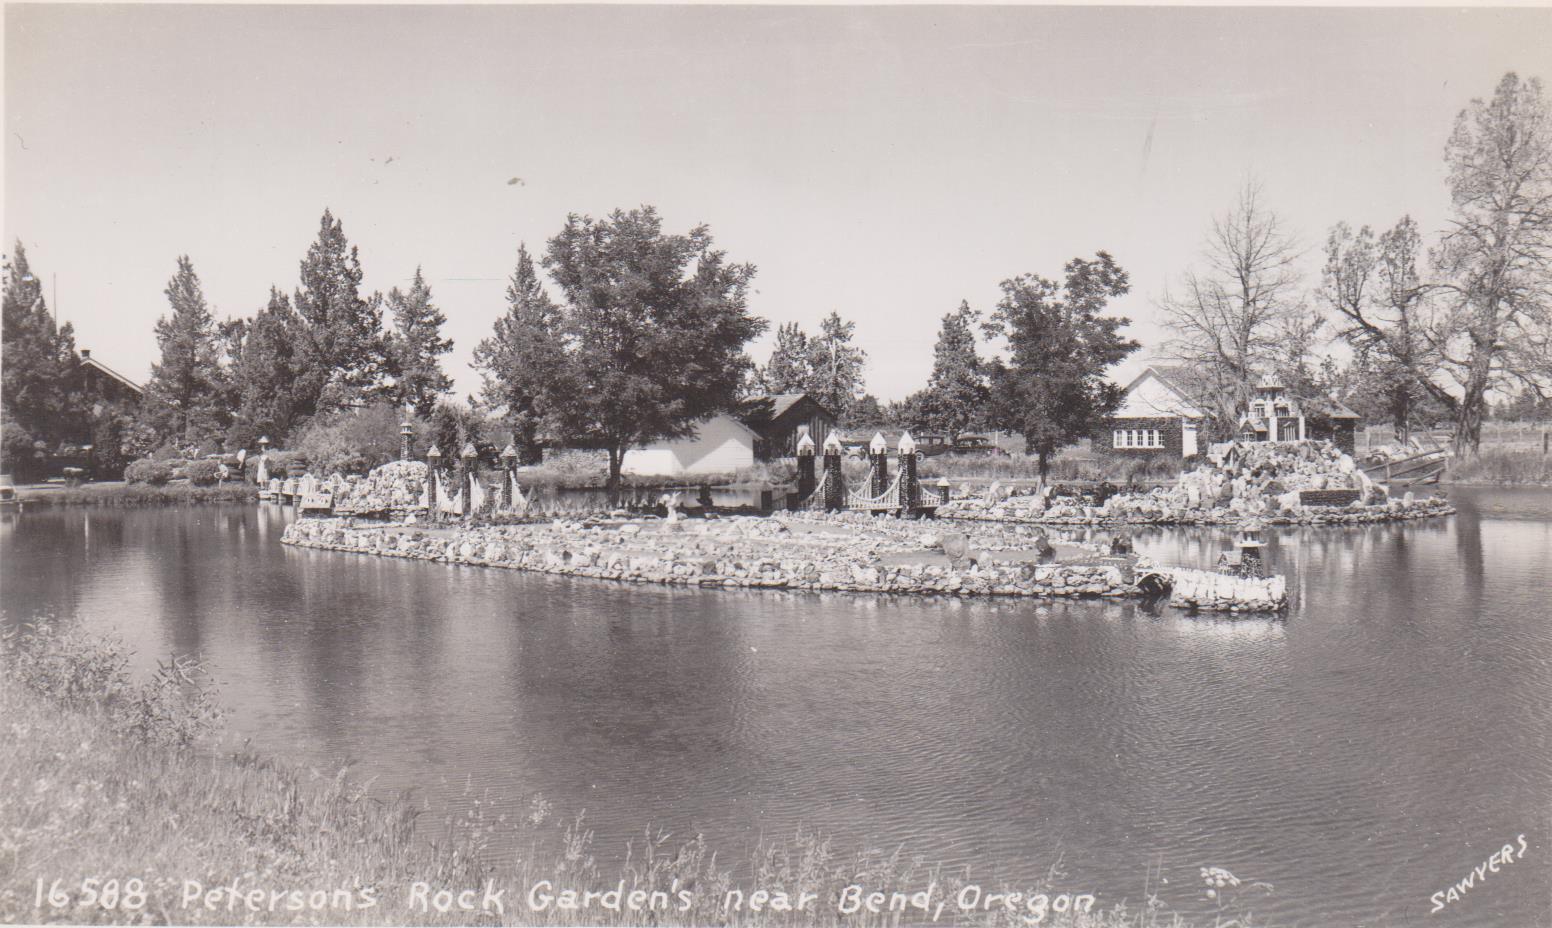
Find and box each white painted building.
[621,413,758,477]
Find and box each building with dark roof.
[71,349,144,415]
[738,393,837,460]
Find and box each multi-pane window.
[1112,428,1163,449]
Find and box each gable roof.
[79,354,144,395]
[739,392,836,426]
[1117,366,1205,418]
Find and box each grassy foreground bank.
[0,623,1263,927]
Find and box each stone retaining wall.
[939,495,1454,527]
[280,517,1287,612]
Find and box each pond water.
[2,488,1549,927]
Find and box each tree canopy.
[751,311,868,420]
[909,300,989,443]
[474,243,564,465]
[293,209,385,417]
[384,267,453,417]
[1,243,82,476]
[142,255,228,449]
[983,253,1139,476]
[480,207,766,494]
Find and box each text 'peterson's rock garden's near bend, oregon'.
[3,6,1552,928]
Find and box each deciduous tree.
[1430,72,1552,454]
[1322,217,1442,442]
[1159,182,1307,436]
[983,253,1139,477]
[486,207,765,498]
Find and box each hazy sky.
[6,5,1552,402]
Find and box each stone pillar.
[897,431,919,511]
[500,443,518,510]
[937,477,951,506]
[399,420,414,462]
[868,432,889,498]
[822,431,845,511]
[426,445,442,522]
[795,431,816,503]
[459,443,477,520]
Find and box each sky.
[6,4,1552,403]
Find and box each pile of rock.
[940,440,1451,526]
[1166,568,1287,613]
[334,461,428,513]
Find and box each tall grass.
[0,622,1254,927]
[18,482,259,507]
[919,453,1183,485]
[1445,448,1552,485]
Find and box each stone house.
[1238,376,1361,456]
[1100,367,1206,459]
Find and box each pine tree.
[293,209,385,416]
[474,244,564,464]
[803,311,867,418]
[384,267,453,417]
[2,242,80,473]
[917,300,990,444]
[2,244,80,477]
[230,287,306,446]
[755,322,812,394]
[142,255,228,449]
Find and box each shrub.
[123,460,174,485]
[184,460,224,486]
[1,619,223,747]
[263,450,309,478]
[1,412,47,482]
[293,403,427,475]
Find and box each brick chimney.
[80,349,91,359]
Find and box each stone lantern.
[500,443,518,510]
[399,421,414,462]
[1218,521,1266,578]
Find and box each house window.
[1113,428,1164,449]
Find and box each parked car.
[950,436,1009,456]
